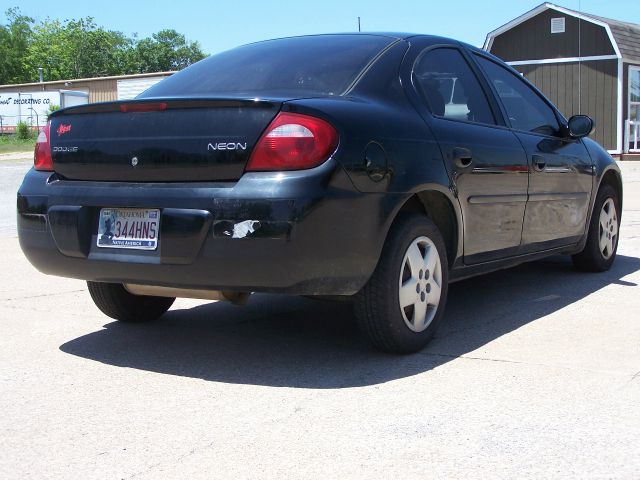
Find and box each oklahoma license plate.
[97,208,160,250]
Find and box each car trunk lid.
[48,98,282,182]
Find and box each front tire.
[355,214,449,353]
[87,281,175,322]
[572,183,620,272]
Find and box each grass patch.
[0,134,36,154]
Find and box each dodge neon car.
[18,34,622,353]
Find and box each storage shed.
[484,2,640,155]
[0,72,175,133]
[0,71,174,104]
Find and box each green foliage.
[47,104,60,117]
[0,8,207,84]
[15,121,33,140]
[26,17,134,80]
[131,29,206,73]
[0,8,34,84]
[0,134,37,154]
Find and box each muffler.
[124,284,250,305]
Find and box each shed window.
[551,17,566,34]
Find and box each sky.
[6,0,640,55]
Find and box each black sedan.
[17,33,622,353]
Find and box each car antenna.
[578,0,582,114]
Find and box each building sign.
[0,91,61,131]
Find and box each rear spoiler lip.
[49,96,288,117]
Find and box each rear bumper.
[17,160,395,295]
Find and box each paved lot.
[0,154,33,236]
[1,156,639,479]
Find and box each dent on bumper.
[17,162,392,295]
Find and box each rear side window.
[475,55,561,135]
[412,48,495,125]
[140,35,394,98]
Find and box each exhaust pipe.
[124,284,250,305]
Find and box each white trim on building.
[617,59,624,153]
[627,65,640,152]
[507,55,619,66]
[483,3,622,59]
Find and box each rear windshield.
[140,35,394,98]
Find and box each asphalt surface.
[1,156,639,479]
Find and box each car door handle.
[532,154,546,171]
[452,147,473,168]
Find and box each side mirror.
[567,115,594,138]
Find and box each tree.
[26,17,133,81]
[131,29,206,73]
[0,8,34,84]
[0,8,207,83]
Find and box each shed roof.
[580,11,640,62]
[485,3,640,63]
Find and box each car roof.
[244,32,463,46]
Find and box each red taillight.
[246,112,338,171]
[34,122,53,171]
[119,102,167,113]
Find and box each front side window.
[475,55,560,135]
[412,48,495,125]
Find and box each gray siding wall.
[516,59,618,150]
[492,10,615,61]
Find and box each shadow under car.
[60,254,640,389]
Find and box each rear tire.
[87,281,175,322]
[355,214,449,354]
[572,183,620,272]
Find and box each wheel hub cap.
[398,236,442,332]
[598,198,618,259]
